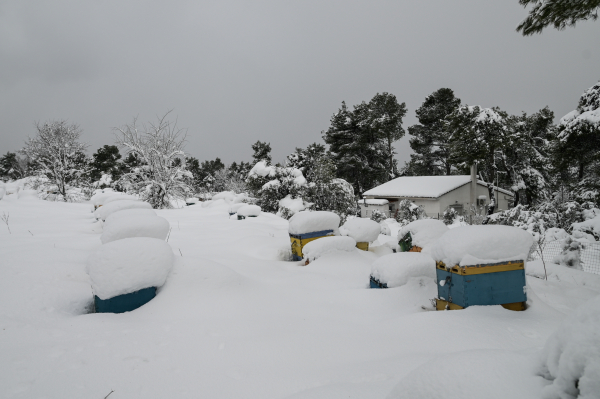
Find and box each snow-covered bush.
[442,207,458,226]
[370,209,387,223]
[538,295,600,399]
[394,199,427,226]
[554,236,583,270]
[277,195,312,220]
[247,162,306,214]
[114,113,192,209]
[21,120,90,202]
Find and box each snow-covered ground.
[1,195,599,398]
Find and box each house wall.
[365,183,514,218]
[359,203,390,218]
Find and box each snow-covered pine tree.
[517,0,600,36]
[114,112,192,209]
[497,108,554,206]
[21,120,89,202]
[407,88,461,176]
[554,81,600,202]
[446,105,509,215]
[323,93,406,196]
[251,141,272,165]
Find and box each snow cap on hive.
[96,200,152,221]
[288,211,340,235]
[86,237,174,300]
[228,203,246,214]
[90,190,118,207]
[430,225,533,267]
[370,252,436,288]
[399,219,449,250]
[302,236,356,261]
[101,215,170,244]
[237,204,261,217]
[104,208,157,225]
[102,194,139,205]
[339,218,381,242]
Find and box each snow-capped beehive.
[339,218,381,251]
[95,200,153,221]
[431,225,533,311]
[288,211,340,261]
[370,252,436,288]
[87,237,174,313]
[398,219,448,253]
[237,204,261,219]
[101,214,170,244]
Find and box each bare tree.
[21,120,88,202]
[114,112,192,209]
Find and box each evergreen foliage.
[370,209,387,223]
[323,93,406,195]
[394,199,427,226]
[407,88,461,176]
[0,152,28,181]
[517,0,600,36]
[251,141,272,165]
[89,145,122,184]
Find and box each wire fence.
[528,239,600,275]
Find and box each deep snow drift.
[0,194,599,399]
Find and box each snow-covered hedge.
[370,253,436,288]
[539,295,600,399]
[86,237,174,300]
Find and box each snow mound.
[237,204,261,217]
[278,195,309,216]
[340,218,381,242]
[104,208,157,225]
[288,211,340,235]
[101,215,170,244]
[248,161,276,178]
[398,219,448,249]
[370,253,435,287]
[86,237,174,300]
[18,189,39,200]
[228,203,246,214]
[95,200,152,221]
[90,190,118,206]
[539,295,600,399]
[430,225,533,266]
[0,187,6,200]
[102,194,139,205]
[302,236,356,261]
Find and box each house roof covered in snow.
[363,175,513,199]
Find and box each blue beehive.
[369,276,387,289]
[435,260,526,311]
[94,287,156,314]
[289,230,334,261]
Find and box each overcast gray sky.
[1,1,599,166]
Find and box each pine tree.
[446,106,509,215]
[554,81,600,201]
[517,0,600,36]
[407,88,461,176]
[323,93,406,196]
[89,145,122,182]
[251,141,272,165]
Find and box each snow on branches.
[21,120,89,202]
[114,112,192,209]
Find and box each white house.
[360,175,514,219]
